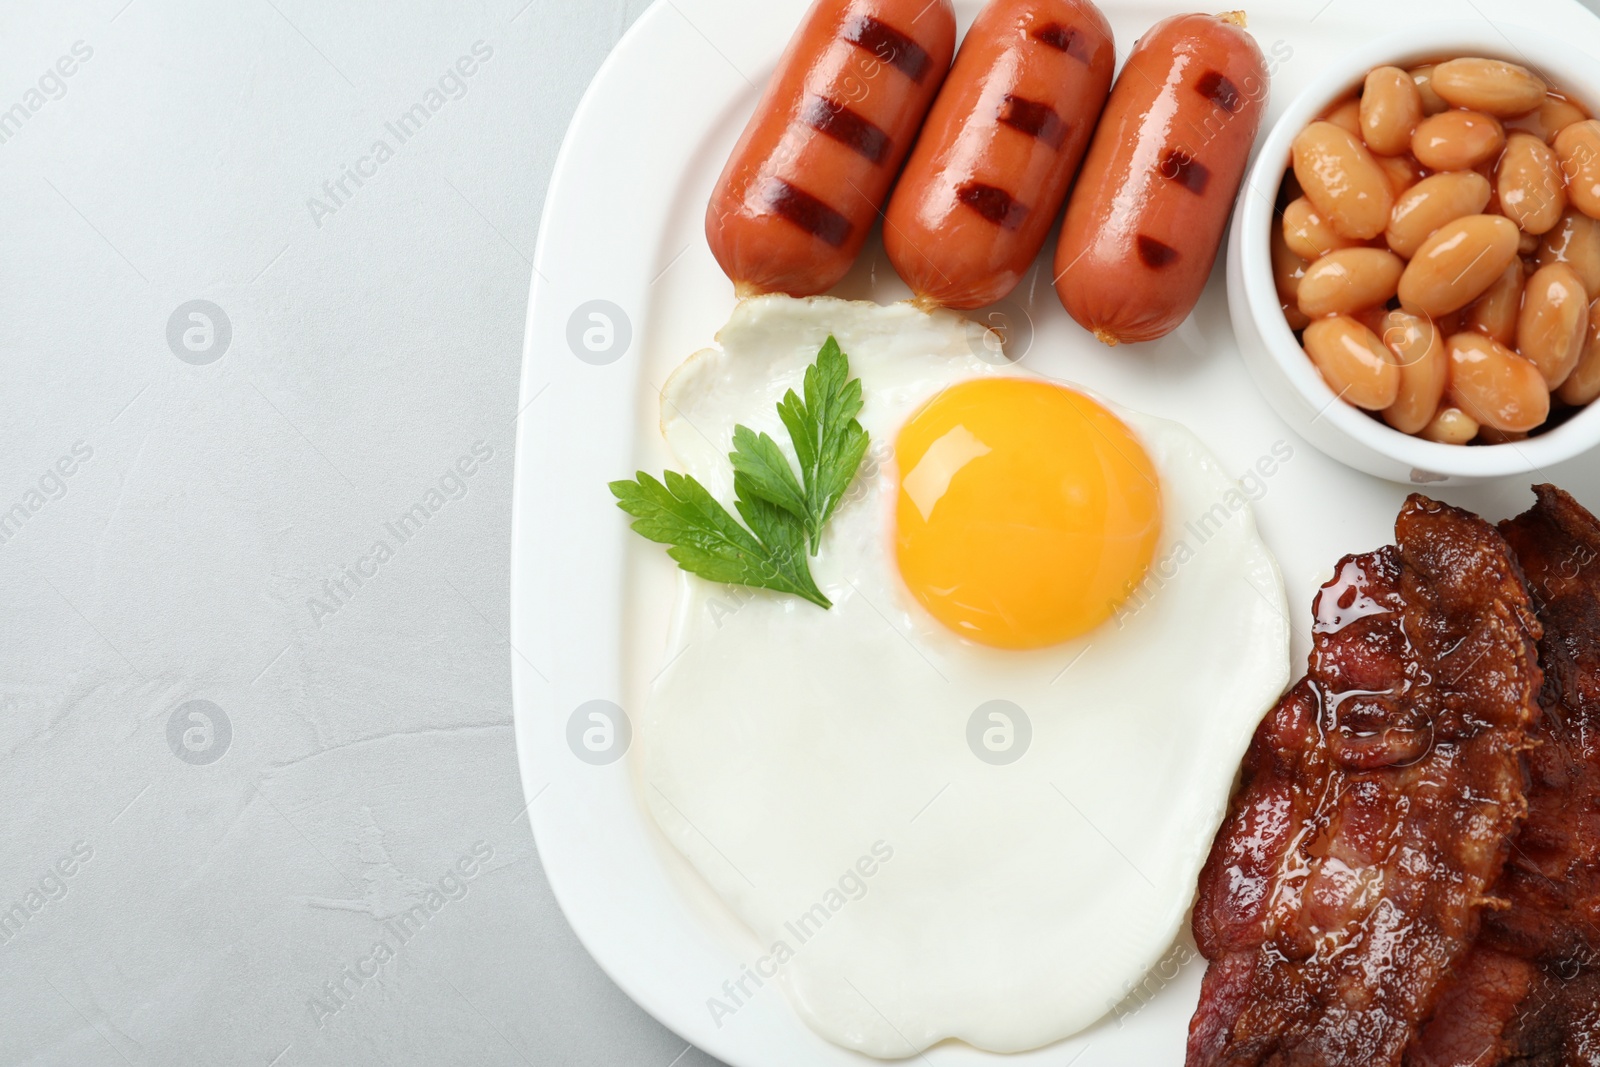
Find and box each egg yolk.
[893,378,1162,650]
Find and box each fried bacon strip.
[1499,966,1600,1065]
[1408,485,1600,1067]
[1491,485,1600,969]
[1410,947,1600,1066]
[1187,495,1544,1067]
[1407,946,1537,1067]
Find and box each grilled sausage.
[883,0,1114,309]
[706,0,957,298]
[1054,12,1269,344]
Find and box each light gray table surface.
[3,0,717,1064]
[6,1,1600,1065]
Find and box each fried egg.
[638,295,1290,1056]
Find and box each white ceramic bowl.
[1229,21,1600,485]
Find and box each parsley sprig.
[609,337,869,609]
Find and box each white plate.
[510,2,1600,1064]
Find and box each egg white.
[638,295,1290,1057]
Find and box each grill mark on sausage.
[1160,148,1211,195]
[1138,235,1179,268]
[998,95,1067,150]
[957,182,1028,230]
[843,16,932,83]
[763,178,853,247]
[802,96,891,164]
[1197,69,1244,114]
[1032,22,1091,64]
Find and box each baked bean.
[1464,260,1524,345]
[1411,110,1506,171]
[1419,404,1479,443]
[1537,209,1600,293]
[1497,132,1567,234]
[1517,262,1590,387]
[1446,331,1551,431]
[1478,425,1529,444]
[1409,65,1450,116]
[1398,214,1520,316]
[1321,97,1362,138]
[1297,248,1405,318]
[1304,316,1400,409]
[1556,297,1600,404]
[1379,310,1447,433]
[1385,170,1492,258]
[1354,305,1391,336]
[1377,154,1423,194]
[1293,122,1395,240]
[1271,222,1312,331]
[1554,120,1600,219]
[1430,57,1547,118]
[1519,231,1540,256]
[1361,66,1424,156]
[1282,197,1359,260]
[1483,180,1503,218]
[1507,92,1589,143]
[1436,310,1469,339]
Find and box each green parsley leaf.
[609,336,871,608]
[776,336,870,553]
[733,476,818,592]
[728,425,809,521]
[609,471,829,608]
